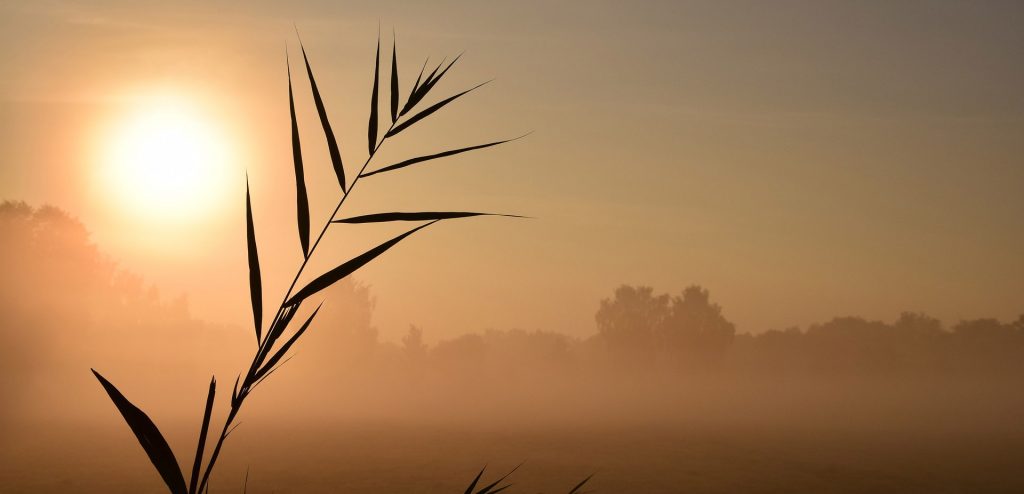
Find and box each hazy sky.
[1,0,1021,341]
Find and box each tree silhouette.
[0,201,215,430]
[595,285,669,366]
[402,324,428,363]
[659,285,735,367]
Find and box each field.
[3,415,1022,493]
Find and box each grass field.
[3,415,1022,493]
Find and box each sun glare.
[100,96,233,224]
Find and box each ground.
[2,418,1022,493]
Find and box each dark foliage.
[88,30,525,492]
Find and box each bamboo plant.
[91,31,533,493]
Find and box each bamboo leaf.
[251,354,295,390]
[400,57,445,117]
[267,303,299,345]
[285,221,437,307]
[245,180,262,345]
[287,51,311,257]
[361,136,520,177]
[568,474,595,494]
[387,81,489,138]
[369,34,380,156]
[403,57,429,114]
[231,375,241,408]
[92,369,188,494]
[251,304,299,380]
[415,53,462,105]
[333,212,525,224]
[476,463,521,494]
[390,34,399,123]
[255,303,322,381]
[464,467,485,494]
[188,377,216,494]
[225,422,242,439]
[299,39,347,192]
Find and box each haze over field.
[2,202,1022,492]
[1,1,1023,493]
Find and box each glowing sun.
[101,96,233,223]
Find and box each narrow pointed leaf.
[368,35,380,156]
[252,354,295,390]
[92,369,187,494]
[403,57,429,115]
[287,52,311,257]
[188,377,216,494]
[361,137,516,177]
[231,375,241,407]
[255,303,322,381]
[476,463,521,494]
[333,212,525,224]
[401,58,445,117]
[428,53,462,85]
[416,52,462,105]
[568,474,595,494]
[387,81,489,138]
[267,303,299,344]
[299,41,346,192]
[424,57,446,84]
[464,467,486,494]
[390,36,399,122]
[285,221,437,307]
[245,181,262,345]
[251,304,298,379]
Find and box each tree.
[298,279,379,375]
[893,312,943,337]
[1012,315,1024,334]
[402,325,428,363]
[0,201,112,316]
[657,285,735,366]
[0,201,214,430]
[595,285,669,365]
[953,318,1010,340]
[0,201,115,401]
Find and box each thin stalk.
[196,121,396,493]
[196,407,239,492]
[281,120,396,303]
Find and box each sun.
[100,95,233,224]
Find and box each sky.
[1,0,1021,342]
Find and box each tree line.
[390,284,1023,378]
[2,200,1022,417]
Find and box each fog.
[2,201,1023,493]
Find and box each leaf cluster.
[92,29,527,494]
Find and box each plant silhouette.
[91,31,525,493]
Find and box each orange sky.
[1,1,1022,341]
